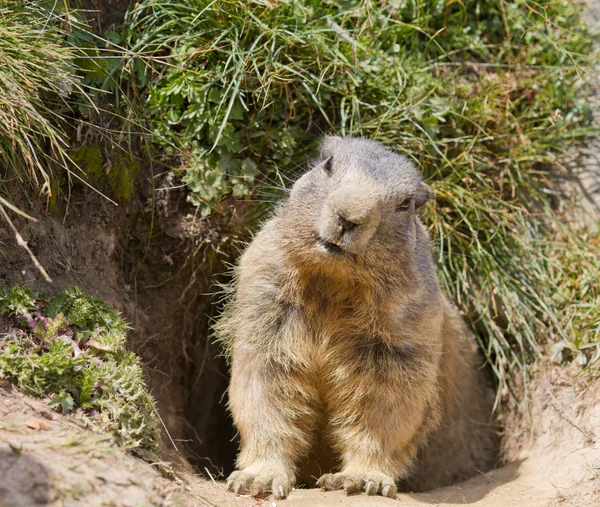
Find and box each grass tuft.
[0,1,83,195]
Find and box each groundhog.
[216,136,498,500]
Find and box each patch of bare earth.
[0,383,203,507]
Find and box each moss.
[70,145,103,178]
[68,145,139,203]
[107,151,139,202]
[0,285,161,460]
[46,173,61,210]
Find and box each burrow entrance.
[0,161,504,486]
[0,169,241,478]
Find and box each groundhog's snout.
[317,185,381,256]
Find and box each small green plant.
[0,285,161,460]
[543,227,600,368]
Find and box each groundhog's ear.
[319,135,341,157]
[415,182,434,209]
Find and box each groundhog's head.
[280,136,432,269]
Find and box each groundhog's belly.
[293,337,360,485]
[294,331,434,485]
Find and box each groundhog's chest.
[297,293,422,382]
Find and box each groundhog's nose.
[338,214,360,236]
[323,213,363,247]
[318,199,381,255]
[317,181,382,254]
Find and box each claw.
[234,481,245,495]
[226,468,293,499]
[365,480,379,495]
[317,471,396,498]
[274,484,286,500]
[382,484,395,498]
[344,477,365,495]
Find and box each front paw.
[226,466,295,499]
[317,471,397,498]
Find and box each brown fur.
[216,137,498,499]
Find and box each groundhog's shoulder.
[237,217,285,281]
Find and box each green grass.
[0,1,82,196]
[0,0,135,207]
[121,0,598,401]
[541,227,600,368]
[0,285,161,460]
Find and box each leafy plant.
[0,285,161,459]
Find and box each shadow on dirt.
[0,447,55,506]
[411,459,523,504]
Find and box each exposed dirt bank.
[0,162,241,474]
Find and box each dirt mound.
[0,384,194,507]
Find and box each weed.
[0,285,161,460]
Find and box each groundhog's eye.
[323,156,333,175]
[395,198,412,212]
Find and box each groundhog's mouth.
[318,238,346,256]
